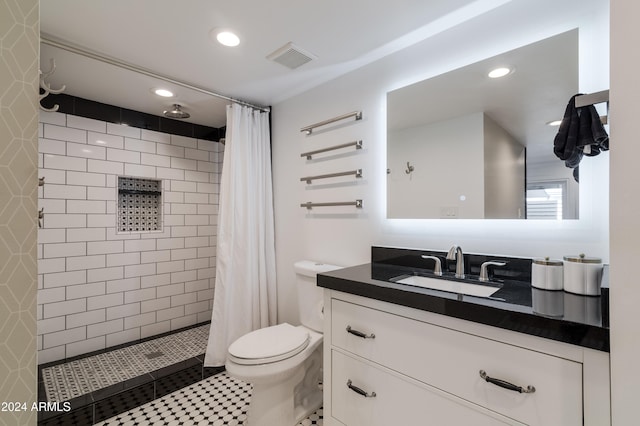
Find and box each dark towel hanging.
[553,94,609,181]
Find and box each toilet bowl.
[225,260,340,426]
[226,323,323,425]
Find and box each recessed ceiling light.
[154,88,174,97]
[547,120,562,126]
[488,67,512,78]
[215,30,240,47]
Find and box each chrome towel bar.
[300,169,362,184]
[575,90,609,107]
[575,90,609,123]
[301,140,363,159]
[300,200,363,210]
[300,111,362,134]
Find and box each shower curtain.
[204,103,277,367]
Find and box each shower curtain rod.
[40,34,271,113]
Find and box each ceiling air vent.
[267,42,316,70]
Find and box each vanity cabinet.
[331,349,516,425]
[323,290,611,426]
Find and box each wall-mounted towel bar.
[300,169,362,184]
[576,90,609,124]
[300,200,363,209]
[575,90,609,107]
[301,140,363,159]
[301,111,362,135]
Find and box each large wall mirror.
[387,28,608,220]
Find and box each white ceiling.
[39,0,479,128]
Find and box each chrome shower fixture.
[163,104,190,119]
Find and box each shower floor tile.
[95,372,323,426]
[41,324,210,402]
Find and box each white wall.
[610,1,640,423]
[483,114,525,219]
[387,113,485,219]
[37,111,220,364]
[388,112,525,219]
[271,0,609,325]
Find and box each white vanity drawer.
[331,349,519,426]
[331,298,583,425]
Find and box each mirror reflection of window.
[526,181,567,220]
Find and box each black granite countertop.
[317,260,609,352]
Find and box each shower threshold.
[37,322,222,425]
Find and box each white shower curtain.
[204,103,277,367]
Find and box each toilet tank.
[294,260,342,333]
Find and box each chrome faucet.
[479,261,507,282]
[420,255,442,276]
[447,245,465,278]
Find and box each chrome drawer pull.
[347,380,376,398]
[346,325,375,339]
[479,370,535,394]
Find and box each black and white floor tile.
[40,324,322,425]
[42,324,210,402]
[95,372,323,426]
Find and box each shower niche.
[117,176,162,232]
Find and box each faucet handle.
[421,255,442,276]
[479,261,507,282]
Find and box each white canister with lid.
[563,254,603,296]
[531,257,564,290]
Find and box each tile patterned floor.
[95,372,323,426]
[42,324,210,402]
[40,323,323,425]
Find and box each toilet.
[225,260,341,426]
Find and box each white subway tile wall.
[37,111,223,365]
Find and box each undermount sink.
[394,275,500,298]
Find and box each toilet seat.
[228,323,310,365]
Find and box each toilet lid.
[228,323,310,365]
